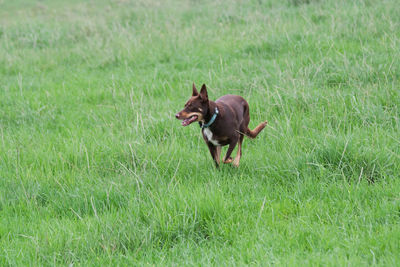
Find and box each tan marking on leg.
[215,146,221,165]
[233,142,241,167]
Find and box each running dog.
[175,83,267,167]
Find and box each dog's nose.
[175,113,180,119]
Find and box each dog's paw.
[223,157,233,164]
[232,158,240,167]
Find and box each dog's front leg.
[206,142,220,168]
[223,141,238,164]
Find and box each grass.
[0,0,400,265]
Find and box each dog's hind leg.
[232,135,244,167]
[246,121,268,139]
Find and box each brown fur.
[176,83,267,168]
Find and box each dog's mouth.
[182,115,198,126]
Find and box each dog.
[175,83,267,167]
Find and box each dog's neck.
[203,101,218,125]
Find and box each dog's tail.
[246,121,268,139]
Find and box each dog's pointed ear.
[192,83,199,96]
[199,84,208,101]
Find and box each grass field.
[1,0,400,265]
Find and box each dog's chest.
[203,128,219,146]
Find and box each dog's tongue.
[182,115,197,126]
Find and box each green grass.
[1,0,400,265]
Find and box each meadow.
[1,0,399,265]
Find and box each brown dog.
[175,83,267,167]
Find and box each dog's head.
[175,83,209,126]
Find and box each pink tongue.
[181,116,197,126]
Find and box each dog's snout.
[175,113,180,119]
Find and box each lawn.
[1,0,399,265]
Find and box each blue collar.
[201,107,219,128]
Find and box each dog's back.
[216,94,249,131]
